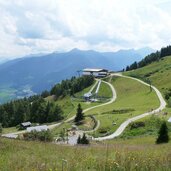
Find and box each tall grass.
[0,138,171,171]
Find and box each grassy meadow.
[120,114,171,139]
[0,138,170,171]
[98,81,113,98]
[86,76,160,137]
[125,56,171,97]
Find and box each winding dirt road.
[93,73,166,141]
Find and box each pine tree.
[156,121,169,144]
[77,133,89,145]
[126,66,130,71]
[75,104,84,123]
[77,135,81,144]
[81,133,89,144]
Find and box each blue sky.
[0,0,171,59]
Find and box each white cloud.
[0,0,171,59]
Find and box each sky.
[0,0,171,59]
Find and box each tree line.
[125,45,171,71]
[0,96,63,127]
[50,75,94,99]
[0,75,94,127]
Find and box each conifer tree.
[81,133,89,144]
[77,135,81,144]
[156,121,169,144]
[77,133,89,145]
[75,104,84,123]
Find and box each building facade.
[82,68,108,77]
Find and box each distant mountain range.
[0,47,154,103]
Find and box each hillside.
[125,55,171,106]
[85,76,160,137]
[123,55,171,141]
[1,63,171,171]
[0,47,154,104]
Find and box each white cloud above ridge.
[0,0,171,59]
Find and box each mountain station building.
[82,68,109,77]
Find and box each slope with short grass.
[125,56,171,115]
[97,81,113,98]
[86,76,160,137]
[125,56,171,100]
[121,55,171,140]
[120,115,171,139]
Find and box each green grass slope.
[86,76,159,137]
[0,138,171,171]
[123,55,171,139]
[125,56,171,98]
[120,115,171,139]
[98,81,113,98]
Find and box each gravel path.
[93,73,166,141]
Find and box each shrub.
[23,130,53,142]
[130,121,145,129]
[98,127,110,134]
[156,121,169,144]
[77,133,89,145]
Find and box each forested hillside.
[126,45,171,71]
[0,76,94,127]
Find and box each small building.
[82,68,108,78]
[84,92,92,100]
[27,125,48,132]
[20,121,31,129]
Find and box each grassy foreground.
[0,138,170,171]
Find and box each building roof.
[84,92,92,98]
[21,122,31,127]
[27,125,48,132]
[83,68,107,72]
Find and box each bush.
[98,127,110,134]
[77,133,89,145]
[23,130,53,142]
[130,121,145,129]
